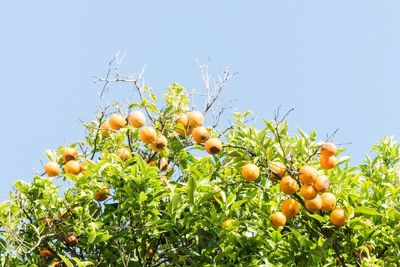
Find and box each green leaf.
[59,255,74,267]
[354,207,381,216]
[187,177,196,205]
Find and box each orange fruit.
[109,114,126,130]
[330,208,347,227]
[191,126,210,144]
[44,161,60,177]
[39,248,53,258]
[176,113,189,135]
[62,147,78,163]
[320,192,337,212]
[128,111,146,128]
[320,155,337,170]
[281,199,300,218]
[64,160,81,175]
[270,162,286,178]
[300,184,318,200]
[94,188,110,202]
[279,175,299,195]
[187,111,204,127]
[320,142,337,157]
[221,218,239,232]
[116,148,131,161]
[299,165,318,185]
[205,138,222,155]
[100,121,112,136]
[270,212,286,228]
[305,194,322,212]
[314,175,330,192]
[65,234,78,247]
[139,126,158,144]
[159,158,169,172]
[150,134,168,152]
[241,163,260,182]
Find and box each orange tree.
[0,68,399,266]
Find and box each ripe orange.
[314,175,330,192]
[109,114,126,130]
[305,194,322,212]
[320,192,337,212]
[241,163,260,182]
[300,184,318,200]
[100,121,112,136]
[159,157,169,172]
[150,134,168,152]
[62,147,78,163]
[187,111,204,127]
[205,138,222,155]
[270,162,286,178]
[139,126,158,144]
[64,160,81,175]
[44,161,60,177]
[65,234,78,247]
[116,148,131,161]
[279,175,299,195]
[330,208,347,227]
[320,142,337,157]
[320,155,337,170]
[191,126,210,144]
[270,212,286,228]
[299,165,318,185]
[128,111,146,128]
[281,199,300,218]
[176,113,189,135]
[39,248,53,258]
[222,218,239,232]
[94,188,110,202]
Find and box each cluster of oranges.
[269,142,347,228]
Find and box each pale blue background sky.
[0,1,399,198]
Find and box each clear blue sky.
[1,1,399,199]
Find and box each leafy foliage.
[0,83,399,266]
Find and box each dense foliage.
[0,83,399,267]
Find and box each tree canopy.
[0,65,399,267]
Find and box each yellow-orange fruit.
[279,175,299,195]
[191,126,210,144]
[176,113,189,135]
[320,142,337,157]
[305,194,322,212]
[65,234,78,247]
[300,184,318,200]
[330,208,347,227]
[242,163,260,182]
[39,248,53,258]
[100,121,112,136]
[128,111,146,128]
[159,158,169,172]
[299,165,318,185]
[314,175,330,192]
[221,218,239,232]
[94,188,110,202]
[116,148,131,161]
[281,199,300,218]
[64,160,81,175]
[45,162,60,177]
[139,126,158,144]
[270,162,286,178]
[187,111,204,127]
[320,155,337,170]
[270,212,286,228]
[205,138,222,155]
[320,192,337,212]
[62,147,78,163]
[150,134,168,152]
[109,114,126,130]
